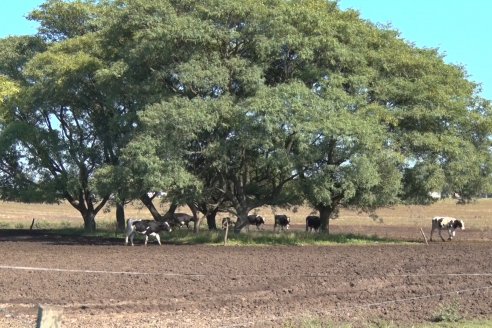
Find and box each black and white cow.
[125,219,172,246]
[173,213,196,229]
[247,215,265,230]
[221,217,236,230]
[306,215,321,232]
[430,216,465,242]
[273,214,290,231]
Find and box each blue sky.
[1,0,491,100]
[339,0,492,100]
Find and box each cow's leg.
[430,228,434,241]
[448,229,454,241]
[129,233,135,246]
[155,233,162,245]
[125,234,129,246]
[144,235,149,246]
[438,229,446,241]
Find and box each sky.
[1,0,491,100]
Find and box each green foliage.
[0,76,20,105]
[432,300,464,323]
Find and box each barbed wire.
[220,285,492,328]
[1,264,491,328]
[2,265,492,279]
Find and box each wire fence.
[1,264,491,327]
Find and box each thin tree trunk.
[187,202,201,233]
[116,202,125,232]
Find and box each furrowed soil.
[1,229,492,328]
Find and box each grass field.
[0,198,491,231]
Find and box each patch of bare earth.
[0,228,492,327]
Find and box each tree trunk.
[318,205,336,234]
[64,190,109,233]
[197,202,219,230]
[206,209,218,230]
[162,203,178,221]
[116,202,125,232]
[140,193,164,221]
[187,202,201,233]
[233,208,250,233]
[82,210,96,232]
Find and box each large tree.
[114,0,491,232]
[0,1,126,231]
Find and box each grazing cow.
[247,215,265,230]
[125,219,172,246]
[273,214,290,231]
[306,215,321,232]
[221,217,236,230]
[173,213,196,229]
[430,216,465,242]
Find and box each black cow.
[247,215,265,230]
[221,217,236,230]
[430,216,465,241]
[273,214,290,231]
[172,213,196,229]
[125,219,172,246]
[306,215,321,232]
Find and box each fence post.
[420,227,428,245]
[223,222,229,246]
[36,304,62,328]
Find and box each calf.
[173,213,196,229]
[221,217,236,230]
[125,219,172,246]
[247,215,265,230]
[430,216,465,241]
[306,215,321,232]
[273,214,290,231]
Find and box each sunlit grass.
[155,229,403,246]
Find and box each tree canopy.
[0,0,491,232]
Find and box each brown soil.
[0,227,491,328]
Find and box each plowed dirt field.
[1,226,492,328]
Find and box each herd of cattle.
[220,214,323,232]
[124,214,465,246]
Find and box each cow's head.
[453,219,465,230]
[160,221,172,232]
[258,216,265,224]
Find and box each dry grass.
[255,198,492,229]
[0,198,491,230]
